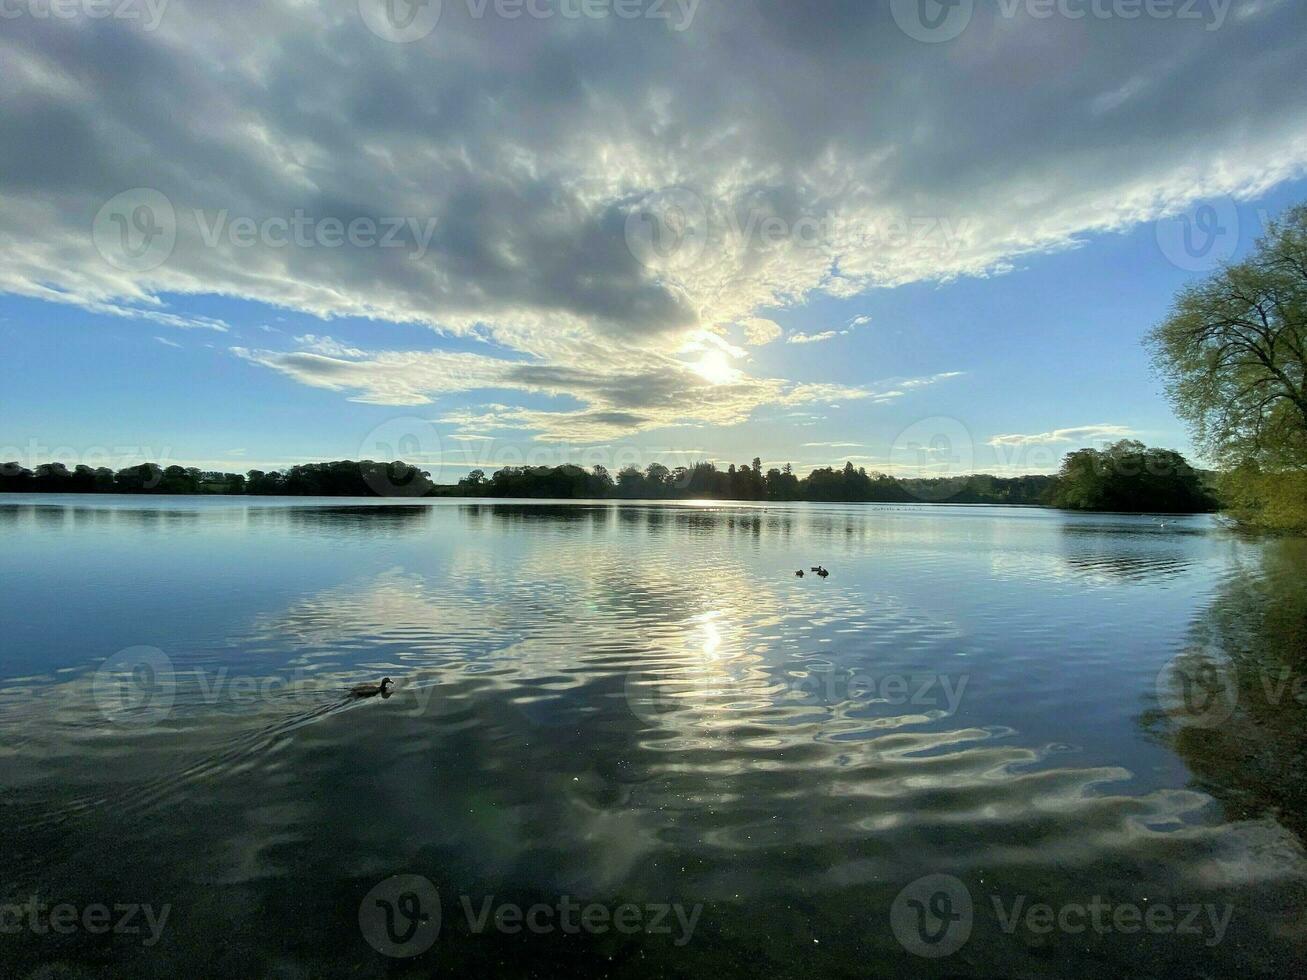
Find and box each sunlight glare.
[693,350,738,385]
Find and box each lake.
[2,496,1305,978]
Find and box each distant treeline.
[0,461,437,498]
[455,459,1058,505]
[0,443,1218,513]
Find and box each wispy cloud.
[787,330,839,345]
[235,343,874,443]
[987,424,1137,448]
[154,336,182,349]
[786,315,873,345]
[293,334,366,358]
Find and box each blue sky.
[3,2,1307,481]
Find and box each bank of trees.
[0,461,435,498]
[1048,441,1215,513]
[5,447,1223,512]
[1148,203,1307,530]
[449,459,1060,505]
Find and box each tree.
[1147,204,1307,527]
[1049,440,1214,513]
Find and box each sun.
[692,350,738,385]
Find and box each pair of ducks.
[796,566,830,578]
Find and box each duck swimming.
[795,569,805,577]
[816,566,830,578]
[348,677,394,700]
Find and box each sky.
[3,0,1307,483]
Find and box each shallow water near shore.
[2,495,1306,978]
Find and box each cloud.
[864,372,964,405]
[234,342,877,442]
[3,3,1307,437]
[153,336,181,349]
[738,317,782,346]
[787,330,839,345]
[786,314,873,345]
[293,334,367,358]
[901,371,964,389]
[803,441,866,449]
[987,424,1138,447]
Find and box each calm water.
[2,496,1305,978]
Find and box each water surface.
[2,497,1305,977]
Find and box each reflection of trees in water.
[1057,521,1200,583]
[1059,552,1194,582]
[1144,537,1307,839]
[253,504,433,535]
[0,501,436,536]
[465,502,797,540]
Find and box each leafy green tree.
[1049,440,1214,513]
[1148,204,1307,527]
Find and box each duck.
[795,569,805,578]
[349,677,394,700]
[810,566,823,572]
[816,567,830,578]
